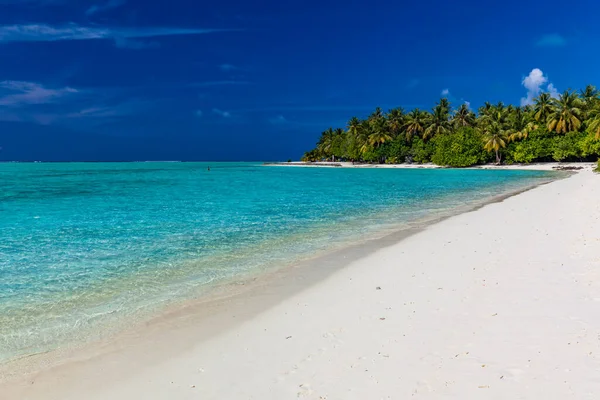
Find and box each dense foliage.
[302,86,600,167]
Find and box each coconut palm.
[533,93,554,122]
[403,109,427,141]
[317,128,335,160]
[482,123,508,164]
[386,107,404,137]
[451,104,476,128]
[344,117,364,160]
[522,104,534,114]
[347,117,361,137]
[547,90,583,134]
[368,117,392,148]
[328,128,345,161]
[580,85,599,109]
[358,120,372,154]
[507,107,537,142]
[480,103,509,129]
[478,102,493,118]
[438,98,451,113]
[305,81,600,166]
[586,105,600,139]
[368,107,383,122]
[423,102,450,140]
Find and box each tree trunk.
[495,149,501,164]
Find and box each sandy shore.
[266,161,596,171]
[2,166,600,399]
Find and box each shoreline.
[0,169,563,379]
[1,166,596,398]
[0,168,561,369]
[264,161,595,171]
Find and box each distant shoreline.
[264,161,595,171]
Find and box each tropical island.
[301,86,600,167]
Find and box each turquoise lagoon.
[0,162,557,362]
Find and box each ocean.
[0,162,558,362]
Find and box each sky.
[0,0,597,161]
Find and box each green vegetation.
[302,86,600,167]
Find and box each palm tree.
[451,104,476,128]
[480,103,509,129]
[329,128,345,161]
[368,117,392,148]
[305,81,600,166]
[547,90,583,134]
[345,117,365,160]
[507,107,536,142]
[586,105,600,139]
[317,128,335,160]
[533,93,554,122]
[580,85,599,109]
[347,117,361,137]
[403,109,427,141]
[386,107,404,137]
[358,120,372,154]
[478,102,493,118]
[368,107,383,122]
[438,98,451,113]
[482,123,508,164]
[423,101,450,140]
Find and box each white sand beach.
[2,165,600,399]
[267,161,595,171]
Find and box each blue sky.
[0,0,597,161]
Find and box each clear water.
[0,162,557,362]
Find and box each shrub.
[410,138,435,163]
[385,138,411,163]
[510,138,553,163]
[579,134,600,159]
[552,133,584,161]
[431,128,486,167]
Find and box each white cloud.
[195,110,203,117]
[520,68,558,106]
[0,81,78,106]
[66,106,118,118]
[547,83,559,99]
[212,108,231,118]
[464,100,471,109]
[522,68,547,93]
[441,88,450,96]
[63,99,158,121]
[0,24,107,42]
[0,23,231,42]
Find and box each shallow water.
[0,162,557,362]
